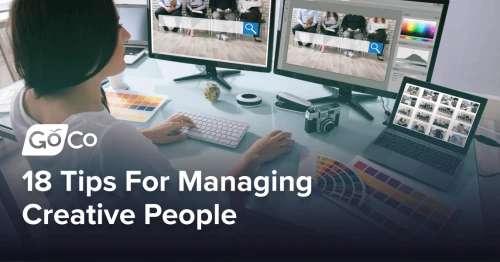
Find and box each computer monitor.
[274,0,449,120]
[147,0,275,90]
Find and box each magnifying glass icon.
[370,43,381,54]
[245,23,257,35]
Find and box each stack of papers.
[242,0,261,9]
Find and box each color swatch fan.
[299,153,367,207]
[104,90,168,123]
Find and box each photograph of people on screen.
[397,105,413,117]
[401,94,417,107]
[430,127,446,140]
[411,121,428,134]
[437,105,454,118]
[448,134,466,147]
[395,115,410,127]
[452,123,471,136]
[433,116,450,129]
[421,89,439,102]
[418,100,434,112]
[404,85,420,96]
[285,9,396,82]
[415,111,431,123]
[393,83,482,148]
[440,94,458,107]
[150,0,271,66]
[456,112,475,124]
[460,99,480,113]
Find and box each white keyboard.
[173,110,250,148]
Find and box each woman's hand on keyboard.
[141,114,195,144]
[245,130,294,165]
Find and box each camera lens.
[320,118,335,133]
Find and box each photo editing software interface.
[394,83,481,148]
[276,0,445,93]
[150,0,272,67]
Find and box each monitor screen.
[394,82,482,148]
[149,0,274,69]
[119,6,149,45]
[274,0,448,96]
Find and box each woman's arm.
[139,115,194,144]
[382,20,389,29]
[331,17,340,29]
[367,19,374,33]
[197,0,206,10]
[297,10,303,25]
[174,0,182,10]
[223,131,293,200]
[159,0,167,9]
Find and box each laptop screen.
[118,6,148,46]
[393,83,482,148]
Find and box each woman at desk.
[186,0,207,37]
[8,0,293,228]
[238,0,262,42]
[318,11,339,53]
[366,17,388,61]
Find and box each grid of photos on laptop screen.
[393,84,481,147]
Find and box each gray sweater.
[321,14,339,29]
[186,0,206,10]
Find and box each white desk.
[0,57,484,242]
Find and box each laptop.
[117,5,148,64]
[362,77,488,190]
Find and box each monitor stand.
[309,85,378,121]
[173,65,241,90]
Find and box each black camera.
[304,104,341,133]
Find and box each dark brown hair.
[374,17,386,24]
[327,12,339,22]
[8,0,120,108]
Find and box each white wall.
[432,0,500,97]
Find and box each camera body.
[304,103,341,133]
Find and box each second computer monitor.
[274,0,449,97]
[148,0,275,72]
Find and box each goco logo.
[22,125,97,156]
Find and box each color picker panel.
[350,156,457,239]
[401,18,437,40]
[105,90,168,123]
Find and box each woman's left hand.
[141,114,195,144]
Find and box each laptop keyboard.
[374,131,462,175]
[125,47,144,56]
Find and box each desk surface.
[0,57,484,241]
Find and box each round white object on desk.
[108,73,129,90]
[236,94,262,107]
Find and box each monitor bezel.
[273,0,450,99]
[147,0,276,73]
[388,76,487,155]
